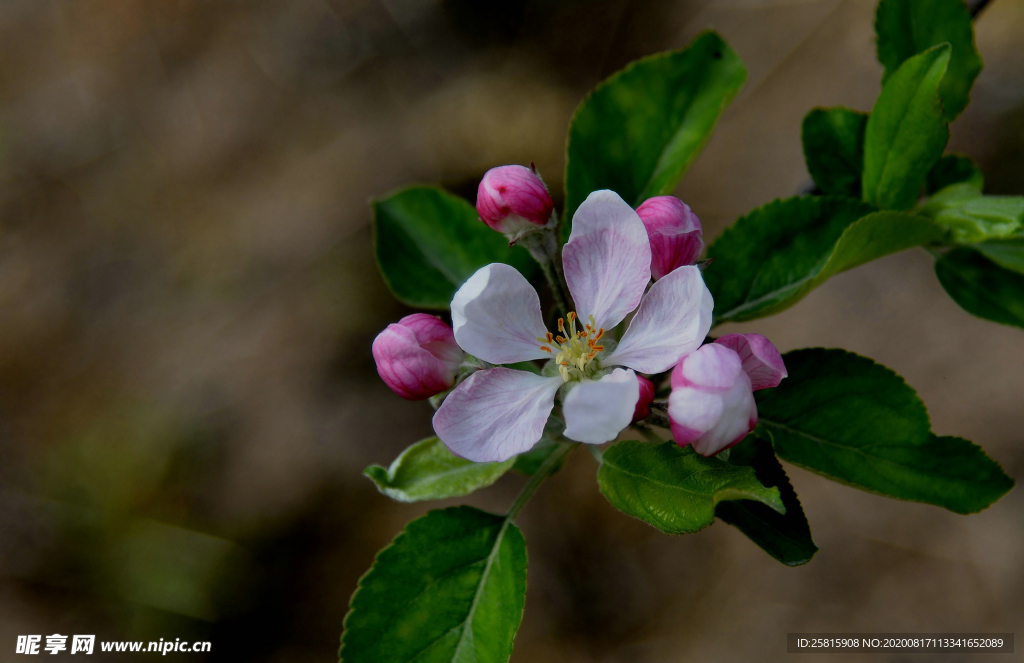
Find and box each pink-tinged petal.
[670,342,743,392]
[433,368,562,462]
[562,368,639,444]
[563,190,652,329]
[636,196,704,280]
[668,387,724,440]
[372,317,463,400]
[670,422,705,448]
[451,263,550,364]
[669,378,756,456]
[667,344,757,457]
[399,313,464,366]
[603,266,713,374]
[632,375,656,423]
[714,333,788,390]
[476,165,554,234]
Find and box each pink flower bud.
[714,333,787,391]
[635,196,704,280]
[631,374,656,423]
[476,165,554,234]
[668,344,757,457]
[372,313,464,400]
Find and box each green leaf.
[926,153,983,195]
[705,196,944,322]
[340,506,527,663]
[364,437,514,503]
[563,31,746,235]
[801,107,868,197]
[935,247,1024,329]
[756,349,1014,514]
[875,0,982,120]
[715,433,818,566]
[863,44,951,210]
[975,238,1024,275]
[917,184,1024,243]
[373,186,536,309]
[597,440,784,535]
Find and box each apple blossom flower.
[476,165,554,235]
[632,375,656,423]
[667,335,786,456]
[635,196,704,280]
[372,313,464,400]
[433,190,714,462]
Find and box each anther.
[540,346,552,353]
[558,318,564,332]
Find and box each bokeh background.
[1,0,1022,660]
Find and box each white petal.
[563,190,651,329]
[562,368,639,445]
[667,385,724,435]
[603,266,713,374]
[668,347,757,457]
[433,368,561,462]
[451,263,550,364]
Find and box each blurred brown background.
[0,0,1022,661]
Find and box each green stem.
[634,425,665,444]
[540,259,570,317]
[506,442,578,520]
[642,410,672,429]
[550,238,571,309]
[519,223,572,317]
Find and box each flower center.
[537,311,605,382]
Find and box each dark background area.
[0,0,1022,660]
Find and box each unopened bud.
[636,196,704,280]
[631,374,656,423]
[372,314,464,400]
[668,344,757,457]
[476,165,554,235]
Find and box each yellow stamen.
[540,310,607,382]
